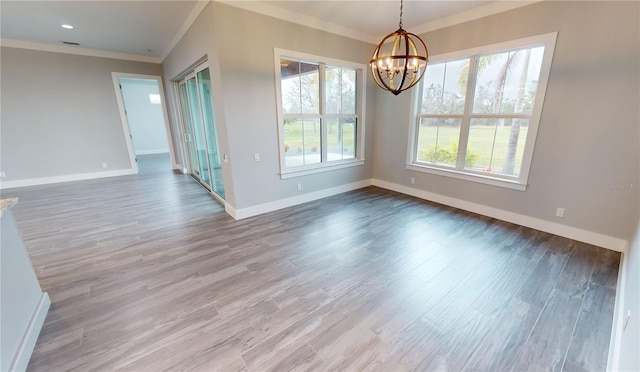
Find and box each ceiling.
[0,1,200,58]
[262,1,490,38]
[0,0,523,61]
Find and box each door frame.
[173,62,226,204]
[111,72,177,172]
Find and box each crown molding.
[0,1,544,64]
[217,0,379,45]
[0,38,161,63]
[161,0,210,61]
[219,1,543,47]
[407,1,543,38]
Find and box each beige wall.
[372,1,640,241]
[162,2,376,210]
[0,47,163,181]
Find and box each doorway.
[112,73,176,173]
[176,64,225,200]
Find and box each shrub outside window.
[275,49,366,178]
[407,33,557,190]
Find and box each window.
[275,49,366,178]
[407,33,557,190]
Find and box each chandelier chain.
[399,0,404,29]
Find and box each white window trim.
[274,48,367,179]
[406,32,558,191]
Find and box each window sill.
[280,159,365,179]
[405,163,527,191]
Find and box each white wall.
[372,1,639,243]
[1,208,50,371]
[615,218,640,371]
[0,47,163,185]
[162,2,376,210]
[119,78,169,155]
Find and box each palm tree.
[458,55,495,96]
[502,49,531,175]
[458,49,532,175]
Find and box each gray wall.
[162,2,234,203]
[119,78,169,155]
[162,2,376,209]
[372,1,640,241]
[1,47,163,181]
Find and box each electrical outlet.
[410,177,415,185]
[253,153,260,162]
[0,171,6,178]
[102,162,108,169]
[556,208,565,218]
[297,183,302,191]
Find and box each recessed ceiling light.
[61,24,74,30]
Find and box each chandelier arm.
[407,37,419,73]
[405,73,417,90]
[393,30,410,95]
[371,55,393,92]
[408,37,417,56]
[390,34,403,90]
[408,32,429,61]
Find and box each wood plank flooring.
[3,154,620,371]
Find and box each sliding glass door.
[186,76,212,187]
[178,82,203,184]
[177,64,225,199]
[196,68,224,197]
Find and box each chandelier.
[370,0,429,95]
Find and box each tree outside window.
[409,33,556,190]
[278,53,362,174]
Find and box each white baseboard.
[225,202,238,219]
[227,179,373,220]
[135,149,170,155]
[0,169,137,190]
[608,252,627,371]
[10,292,50,372]
[372,179,628,252]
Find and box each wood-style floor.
[4,154,619,371]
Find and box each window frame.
[274,48,367,179]
[406,32,558,191]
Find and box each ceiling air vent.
[62,41,80,46]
